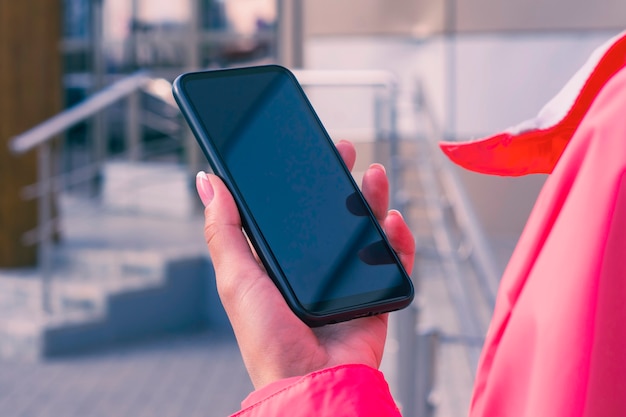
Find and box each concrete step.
[0,253,224,361]
[0,247,168,318]
[101,160,197,219]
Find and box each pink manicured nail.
[196,171,214,206]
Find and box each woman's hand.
[196,140,415,390]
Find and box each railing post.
[277,0,304,68]
[185,0,203,182]
[91,0,106,195]
[380,78,421,416]
[416,329,440,417]
[395,304,418,416]
[387,84,402,210]
[38,142,53,314]
[373,89,385,164]
[126,90,142,161]
[187,0,201,70]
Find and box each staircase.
[0,161,227,361]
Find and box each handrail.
[8,69,394,156]
[292,69,396,88]
[413,79,503,377]
[6,70,179,314]
[438,157,502,308]
[417,83,502,307]
[9,71,152,155]
[291,69,416,416]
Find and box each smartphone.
[173,65,414,326]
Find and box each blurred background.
[0,1,624,416]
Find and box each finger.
[243,230,266,270]
[361,163,389,223]
[196,172,266,303]
[383,210,416,275]
[336,140,356,172]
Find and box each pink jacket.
[230,31,626,417]
[231,364,401,417]
[444,31,626,417]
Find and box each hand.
[195,140,416,390]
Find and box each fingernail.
[370,163,386,174]
[196,171,214,206]
[388,209,404,219]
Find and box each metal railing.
[9,71,183,313]
[293,70,421,415]
[412,79,502,382]
[8,68,405,308]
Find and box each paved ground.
[0,330,252,417]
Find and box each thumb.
[195,172,264,304]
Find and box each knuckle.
[203,220,222,249]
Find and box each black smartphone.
[173,65,414,326]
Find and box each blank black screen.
[181,67,410,311]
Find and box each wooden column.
[0,1,62,267]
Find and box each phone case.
[172,65,414,326]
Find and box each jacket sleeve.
[229,364,402,417]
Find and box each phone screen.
[176,66,412,319]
